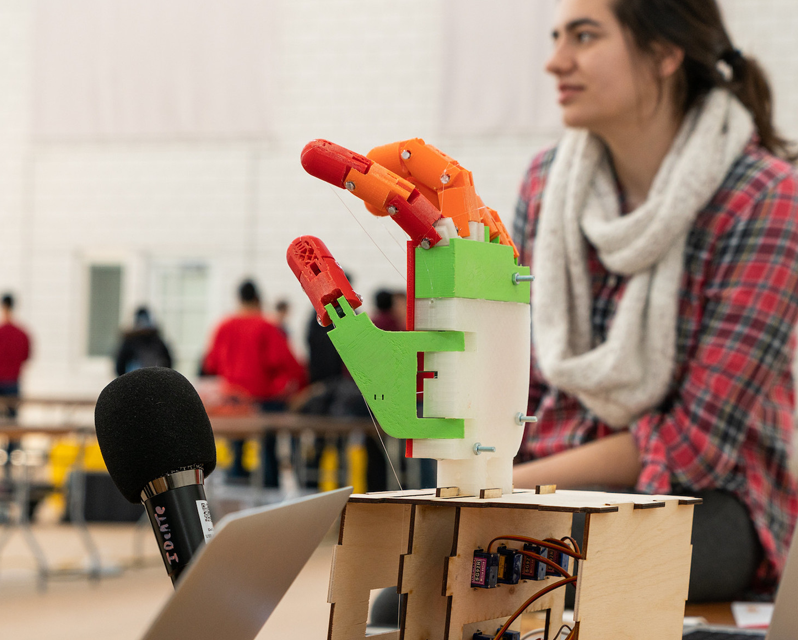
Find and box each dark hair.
[275,300,289,313]
[1,294,13,310]
[134,306,153,328]
[612,0,795,161]
[238,279,260,304]
[375,289,394,312]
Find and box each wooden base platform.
[328,488,700,640]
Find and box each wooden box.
[327,488,699,640]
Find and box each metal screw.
[401,150,411,160]
[345,181,356,191]
[513,273,535,285]
[420,238,431,249]
[473,443,496,455]
[387,205,398,215]
[515,413,538,425]
[440,173,451,185]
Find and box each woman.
[512,0,798,600]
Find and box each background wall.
[0,0,793,397]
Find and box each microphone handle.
[144,484,213,585]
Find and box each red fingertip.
[300,139,372,188]
[286,236,362,326]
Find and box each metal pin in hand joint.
[513,273,535,285]
[515,413,538,425]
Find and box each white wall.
[0,0,795,397]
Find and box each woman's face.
[546,0,663,134]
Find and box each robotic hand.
[287,139,531,495]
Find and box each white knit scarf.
[532,89,754,427]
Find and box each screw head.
[345,181,356,191]
[420,238,431,250]
[387,205,398,215]
[440,173,451,185]
[401,150,411,160]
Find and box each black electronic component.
[497,545,523,585]
[471,549,499,588]
[520,542,547,581]
[546,546,571,577]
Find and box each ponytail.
[613,0,796,162]
[728,53,795,161]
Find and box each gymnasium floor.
[0,522,336,639]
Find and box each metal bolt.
[387,205,398,215]
[515,413,538,426]
[513,273,535,285]
[401,150,411,160]
[420,238,431,250]
[473,443,496,455]
[440,173,451,185]
[345,181,356,191]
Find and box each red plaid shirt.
[513,139,798,590]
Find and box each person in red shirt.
[0,294,31,418]
[203,280,306,483]
[203,281,306,404]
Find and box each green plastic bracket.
[414,238,530,303]
[325,298,465,440]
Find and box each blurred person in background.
[371,289,402,332]
[0,294,31,419]
[305,271,356,385]
[203,279,306,483]
[391,291,407,331]
[115,306,172,376]
[273,299,291,338]
[512,0,798,601]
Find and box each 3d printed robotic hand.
[287,139,532,495]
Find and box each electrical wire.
[486,535,584,560]
[515,549,572,579]
[519,625,573,640]
[491,577,577,640]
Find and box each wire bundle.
[486,536,583,640]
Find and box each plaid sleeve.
[631,173,798,494]
[515,148,558,413]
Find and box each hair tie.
[721,47,744,65]
[717,47,744,82]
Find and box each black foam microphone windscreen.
[95,367,216,503]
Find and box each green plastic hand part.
[324,298,465,440]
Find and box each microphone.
[95,367,217,585]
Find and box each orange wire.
[491,576,577,640]
[516,550,572,580]
[487,535,583,559]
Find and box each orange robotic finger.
[367,139,478,237]
[367,138,518,258]
[286,236,361,327]
[301,139,443,249]
[480,201,519,259]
